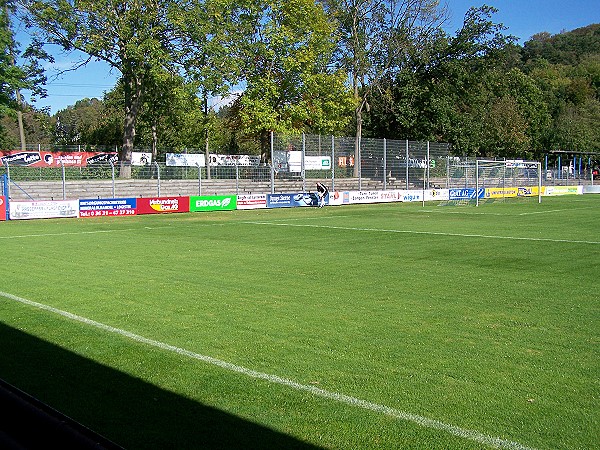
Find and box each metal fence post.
[270,164,275,194]
[426,141,430,189]
[537,161,542,204]
[235,162,239,195]
[110,161,115,198]
[405,140,409,188]
[331,135,335,192]
[383,138,387,190]
[270,131,275,193]
[422,165,426,207]
[4,161,10,200]
[155,162,161,196]
[61,161,66,200]
[301,133,306,193]
[476,159,480,207]
[197,163,202,196]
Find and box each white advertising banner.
[543,186,583,196]
[166,153,205,167]
[425,188,449,201]
[10,200,79,220]
[237,194,267,210]
[132,152,152,166]
[340,189,448,205]
[287,151,332,172]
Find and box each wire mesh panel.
[271,133,451,192]
[444,158,541,205]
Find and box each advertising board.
[9,200,79,220]
[449,188,484,200]
[0,196,6,221]
[79,198,137,218]
[0,151,117,167]
[267,193,320,208]
[237,194,267,210]
[543,186,583,196]
[136,197,190,214]
[189,195,237,212]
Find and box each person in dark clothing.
[316,182,329,208]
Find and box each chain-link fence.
[1,134,452,200]
[2,134,594,201]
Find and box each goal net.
[441,158,542,206]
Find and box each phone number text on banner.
[137,197,190,214]
[79,198,137,218]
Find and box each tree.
[54,98,105,145]
[19,0,236,176]
[229,0,354,154]
[523,26,600,153]
[364,6,548,157]
[327,0,447,175]
[1,0,47,149]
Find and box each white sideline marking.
[1,290,534,450]
[243,221,600,245]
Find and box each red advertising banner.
[0,151,117,167]
[136,197,190,214]
[0,196,6,221]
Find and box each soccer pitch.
[1,196,598,449]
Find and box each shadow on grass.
[0,322,324,449]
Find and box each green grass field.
[1,196,598,449]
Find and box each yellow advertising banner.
[485,187,518,198]
[484,186,540,198]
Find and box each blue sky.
[19,0,600,115]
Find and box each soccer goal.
[442,158,542,206]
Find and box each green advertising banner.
[189,195,237,212]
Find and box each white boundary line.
[242,221,600,245]
[0,290,534,450]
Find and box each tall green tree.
[326,0,446,174]
[1,0,46,149]
[230,0,354,154]
[364,6,549,157]
[523,25,600,153]
[19,0,237,176]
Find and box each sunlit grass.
[1,195,598,449]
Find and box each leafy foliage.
[4,2,599,160]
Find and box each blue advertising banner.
[449,188,484,200]
[267,192,322,208]
[79,198,137,218]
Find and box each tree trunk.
[16,110,25,151]
[151,121,158,161]
[120,72,142,178]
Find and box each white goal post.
[475,159,542,206]
[445,158,542,206]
